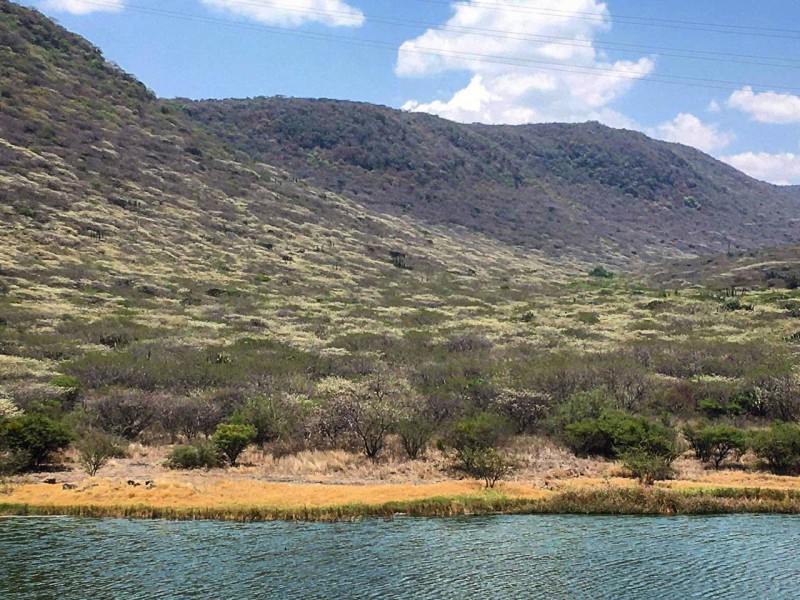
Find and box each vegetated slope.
[182,97,800,265]
[5,2,800,485]
[651,244,800,290]
[0,0,565,397]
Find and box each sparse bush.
[213,423,256,466]
[492,389,549,434]
[751,423,800,475]
[50,375,81,408]
[316,374,413,461]
[86,390,160,441]
[165,440,222,470]
[77,430,125,476]
[0,395,23,420]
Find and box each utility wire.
[413,0,800,40]
[62,0,800,95]
[200,0,800,69]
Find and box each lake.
[1,515,798,598]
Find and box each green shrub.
[589,266,614,279]
[620,448,675,485]
[697,398,743,418]
[231,396,290,448]
[470,448,513,489]
[721,298,753,312]
[684,424,748,469]
[213,423,256,466]
[165,440,222,470]
[440,412,510,472]
[751,423,800,475]
[0,414,73,470]
[565,412,678,462]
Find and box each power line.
[205,0,800,70]
[56,0,800,95]
[413,0,800,40]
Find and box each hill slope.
[181,97,800,265]
[0,0,568,401]
[2,2,800,476]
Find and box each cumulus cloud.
[648,113,734,153]
[728,87,800,124]
[40,0,123,14]
[199,0,364,28]
[397,0,654,125]
[722,152,800,185]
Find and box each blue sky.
[25,0,800,184]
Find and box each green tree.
[213,423,256,466]
[685,424,748,469]
[751,423,800,475]
[1,414,73,469]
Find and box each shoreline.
[3,483,800,522]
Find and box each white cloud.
[722,152,800,185]
[728,87,800,124]
[707,99,721,113]
[396,0,654,125]
[40,0,123,14]
[199,0,364,28]
[648,113,734,153]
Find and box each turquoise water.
[1,515,798,599]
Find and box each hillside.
[182,97,800,265]
[0,0,565,403]
[3,1,800,496]
[652,244,800,290]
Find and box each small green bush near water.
[439,412,510,473]
[213,423,257,466]
[165,440,222,470]
[566,412,679,483]
[751,423,800,475]
[683,423,748,469]
[0,414,73,470]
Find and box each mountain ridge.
[180,96,800,265]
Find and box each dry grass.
[8,440,800,520]
[2,477,550,512]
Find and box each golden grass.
[5,482,800,522]
[2,477,551,512]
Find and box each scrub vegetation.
[3,1,800,518]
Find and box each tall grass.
[3,487,800,522]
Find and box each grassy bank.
[3,486,800,522]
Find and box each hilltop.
[182,97,800,264]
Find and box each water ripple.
[2,514,800,599]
